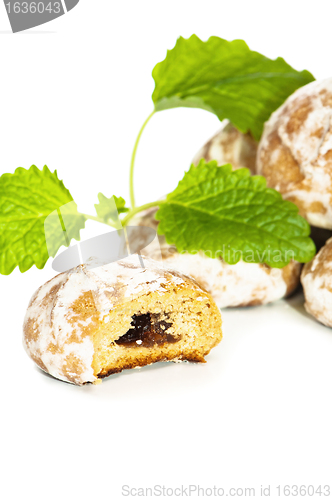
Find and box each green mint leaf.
[0,165,85,275]
[156,160,316,268]
[94,194,129,222]
[152,35,314,140]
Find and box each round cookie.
[23,255,222,385]
[301,237,332,327]
[133,208,302,308]
[192,120,257,174]
[257,78,332,229]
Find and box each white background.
[1,1,332,499]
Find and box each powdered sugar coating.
[257,78,332,229]
[160,253,292,308]
[193,120,257,174]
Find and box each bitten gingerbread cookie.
[23,255,222,385]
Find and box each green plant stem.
[129,110,155,209]
[83,199,163,230]
[82,213,118,228]
[121,200,164,227]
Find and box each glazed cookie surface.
[257,78,332,229]
[23,255,222,385]
[193,120,257,174]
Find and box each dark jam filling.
[115,313,178,348]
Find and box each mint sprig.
[0,36,317,275]
[155,161,316,268]
[0,165,85,274]
[152,35,314,140]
